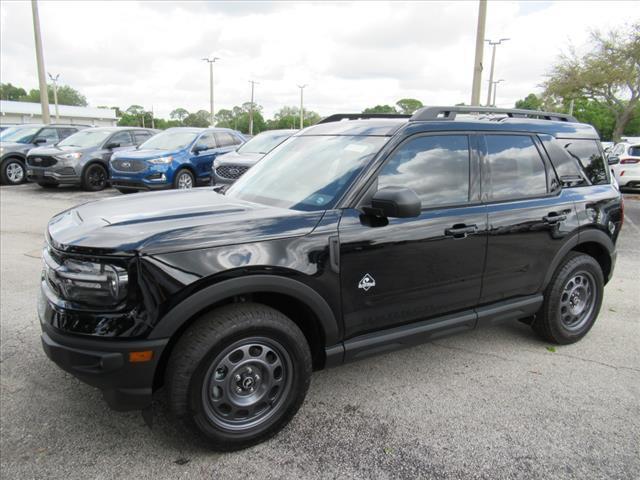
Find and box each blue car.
[109,127,245,192]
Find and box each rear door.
[479,133,578,305]
[338,133,487,339]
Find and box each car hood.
[215,149,264,166]
[112,148,183,161]
[28,145,94,156]
[0,141,30,152]
[47,188,324,255]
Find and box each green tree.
[183,110,211,127]
[170,108,189,123]
[20,84,87,106]
[0,83,27,101]
[267,106,321,130]
[515,93,544,111]
[395,98,423,114]
[543,22,640,141]
[362,104,397,114]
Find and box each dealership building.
[0,100,117,127]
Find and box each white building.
[0,100,117,127]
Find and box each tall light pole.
[470,0,487,106]
[485,38,509,106]
[48,72,59,121]
[202,57,220,126]
[31,0,50,124]
[248,80,259,135]
[492,79,504,107]
[297,84,307,129]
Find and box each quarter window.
[561,139,608,185]
[485,135,547,200]
[378,135,470,207]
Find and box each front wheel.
[532,252,604,344]
[174,169,195,189]
[1,159,26,185]
[165,303,312,451]
[82,163,108,191]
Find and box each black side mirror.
[33,137,47,145]
[364,186,421,218]
[193,143,208,154]
[608,155,620,165]
[105,142,120,149]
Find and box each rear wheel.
[173,169,195,189]
[82,163,108,191]
[166,303,312,451]
[532,252,604,344]
[1,158,26,185]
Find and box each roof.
[302,118,408,136]
[0,100,117,120]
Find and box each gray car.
[26,127,158,191]
[212,129,295,185]
[0,124,90,185]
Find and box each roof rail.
[410,106,577,123]
[318,113,411,124]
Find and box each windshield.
[237,131,292,155]
[58,129,112,148]
[139,130,199,151]
[226,135,387,211]
[0,126,41,143]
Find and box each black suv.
[38,107,622,450]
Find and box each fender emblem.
[358,274,376,291]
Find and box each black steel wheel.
[533,252,604,344]
[82,163,108,191]
[166,303,311,450]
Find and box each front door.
[338,133,488,340]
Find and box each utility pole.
[297,84,307,129]
[47,73,60,121]
[31,0,50,124]
[248,80,258,135]
[568,98,575,116]
[202,57,220,126]
[470,0,487,106]
[485,38,509,106]
[151,105,155,129]
[492,79,504,107]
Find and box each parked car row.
[607,140,640,190]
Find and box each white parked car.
[608,142,640,190]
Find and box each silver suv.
[0,124,90,185]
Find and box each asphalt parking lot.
[1,183,639,480]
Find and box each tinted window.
[109,131,133,147]
[628,146,640,157]
[485,135,547,200]
[378,135,470,207]
[215,132,238,147]
[37,128,60,142]
[562,139,608,185]
[199,133,217,149]
[133,131,152,144]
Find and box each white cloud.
[1,0,638,119]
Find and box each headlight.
[148,155,173,165]
[42,248,128,307]
[56,152,82,161]
[0,147,4,155]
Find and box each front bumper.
[41,323,168,411]
[110,179,170,191]
[27,166,80,185]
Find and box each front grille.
[27,155,57,167]
[111,159,147,172]
[216,165,249,180]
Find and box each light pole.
[31,0,50,124]
[48,72,60,121]
[202,57,220,126]
[470,0,487,106]
[248,80,259,135]
[485,38,509,106]
[492,79,504,107]
[297,84,307,129]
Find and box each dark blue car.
[109,127,245,192]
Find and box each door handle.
[542,212,567,224]
[445,224,477,238]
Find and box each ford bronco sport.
[38,106,623,450]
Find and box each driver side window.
[199,133,216,150]
[378,135,470,207]
[37,128,60,142]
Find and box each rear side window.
[214,132,239,147]
[109,131,134,147]
[199,133,217,149]
[561,139,608,185]
[37,128,60,142]
[378,134,470,207]
[484,135,547,201]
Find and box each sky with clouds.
[1,1,638,119]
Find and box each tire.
[532,252,604,344]
[116,188,136,195]
[81,163,108,191]
[173,168,195,190]
[37,182,59,189]
[165,303,312,451]
[1,158,26,185]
